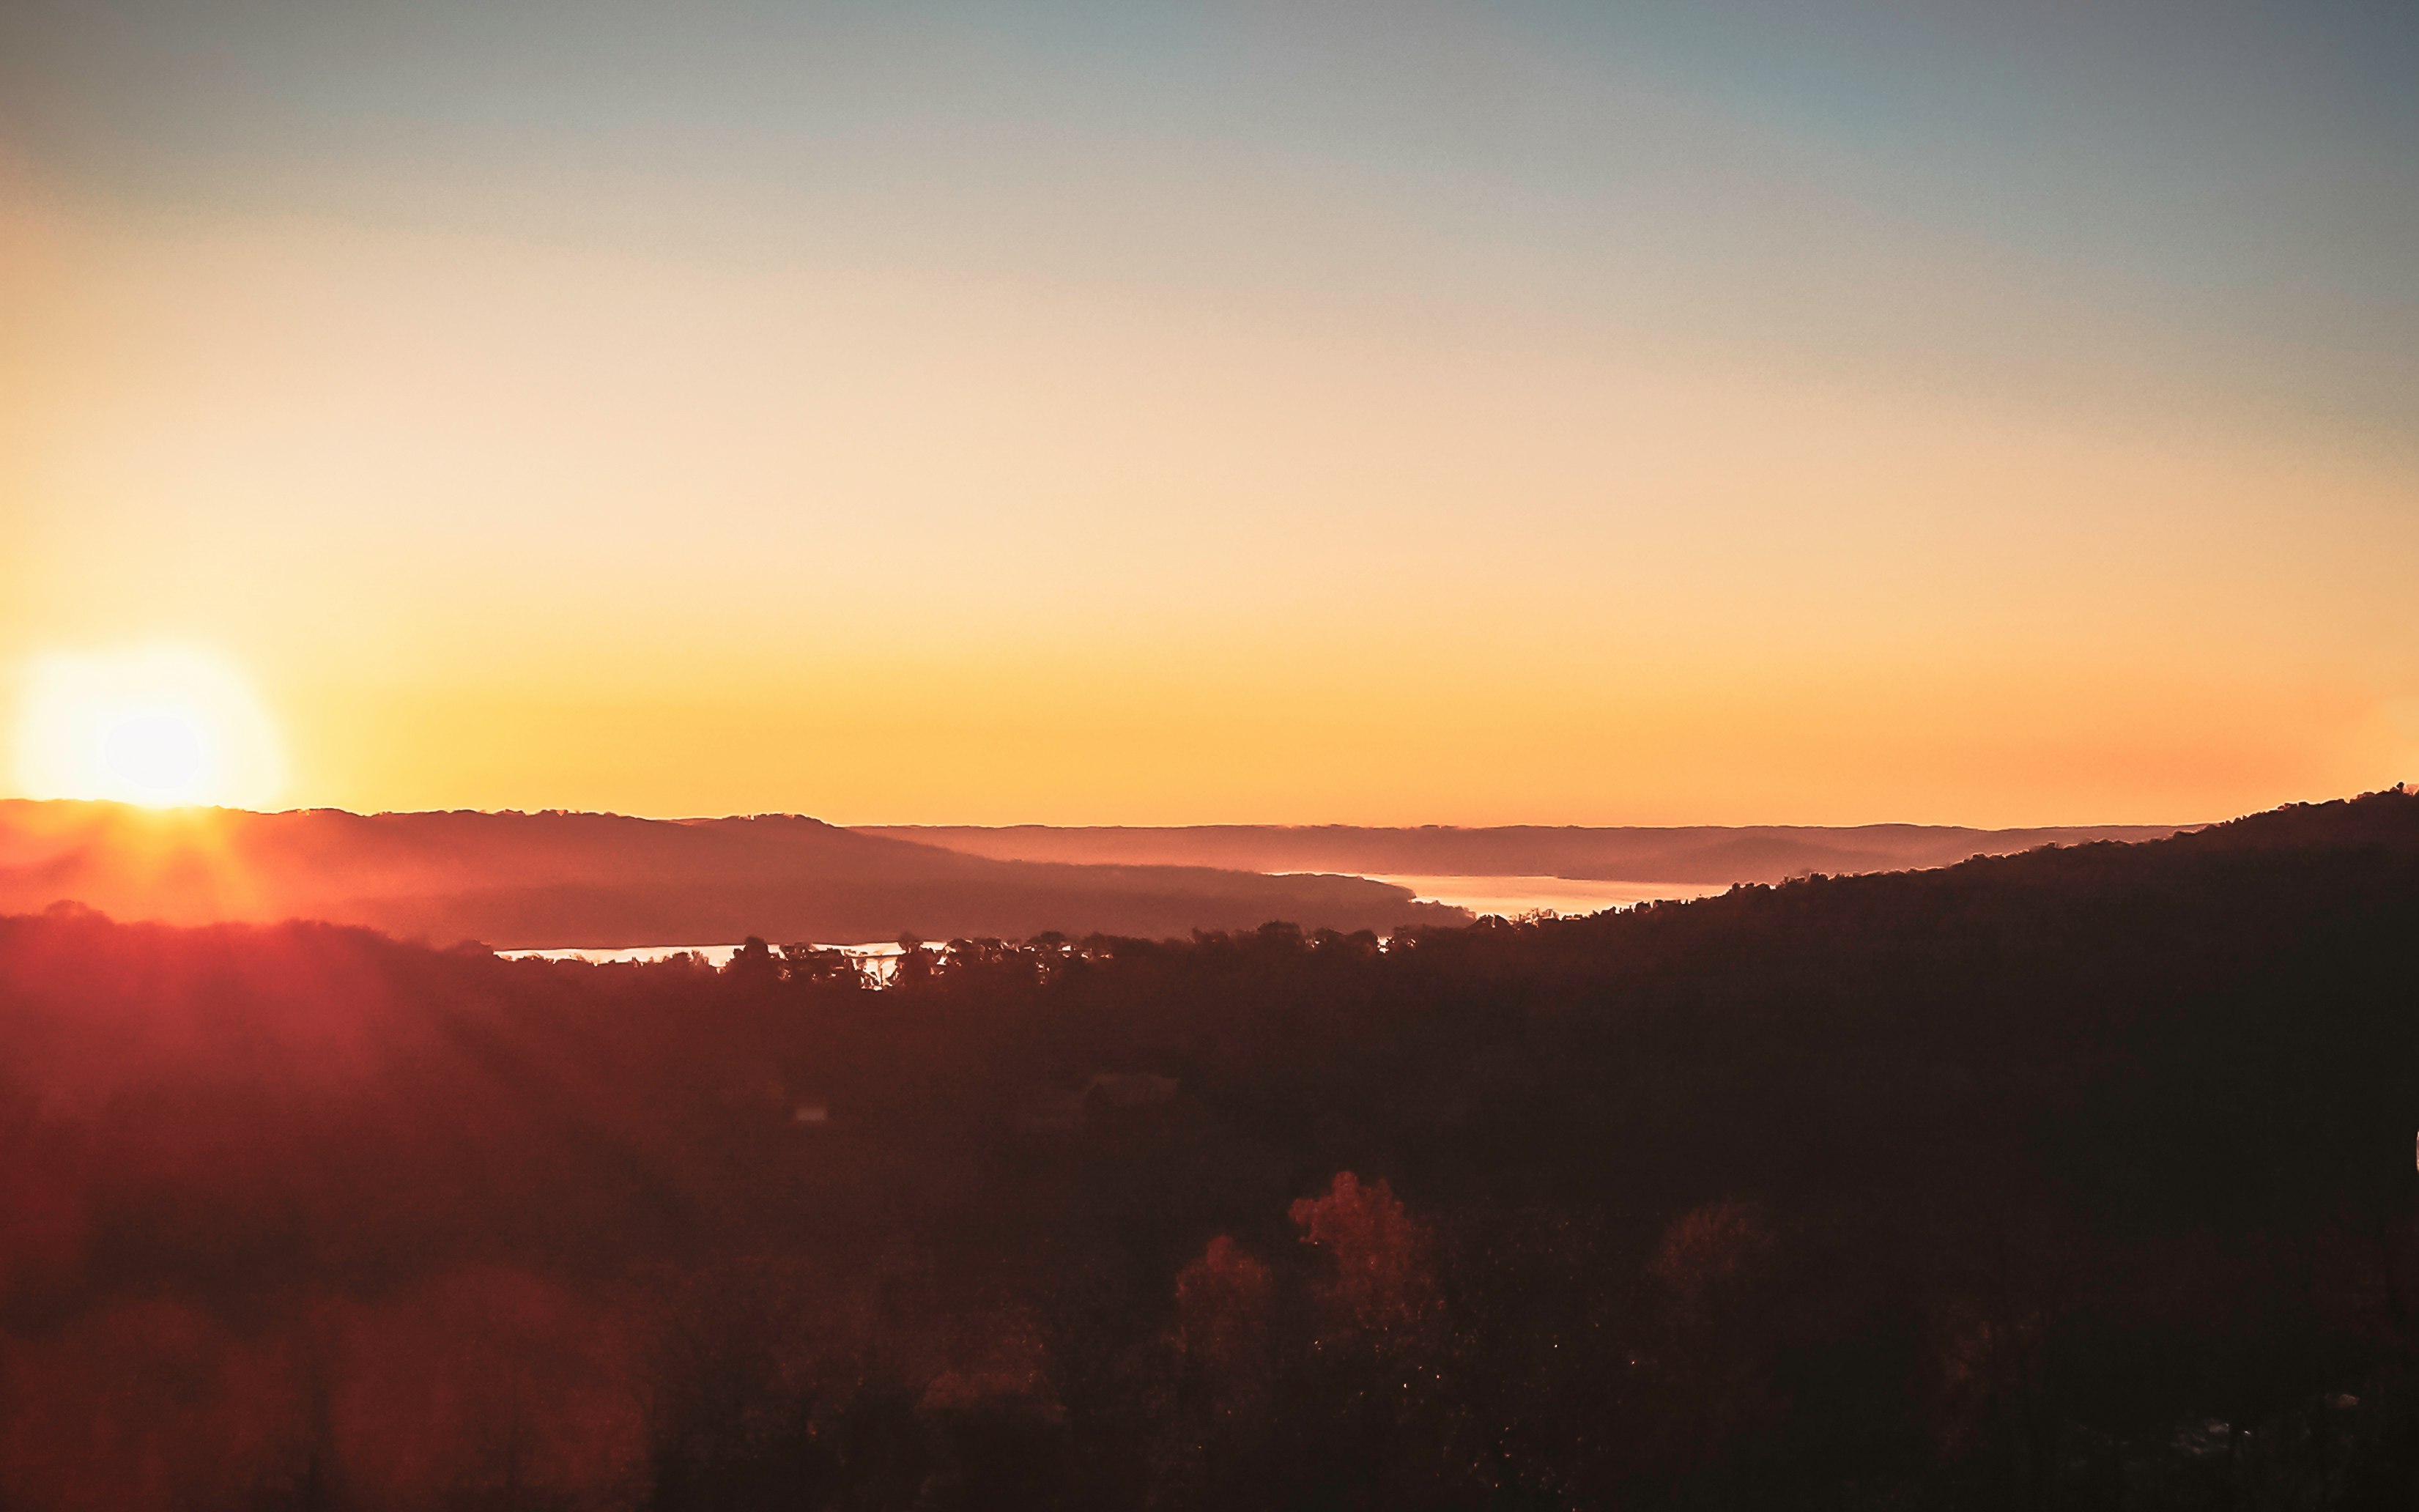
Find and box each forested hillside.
[1,789,2414,1509]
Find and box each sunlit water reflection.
[1368,875,1730,918]
[498,941,912,969]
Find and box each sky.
[2,0,2415,826]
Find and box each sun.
[13,648,286,809]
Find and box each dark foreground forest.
[4,790,2417,1510]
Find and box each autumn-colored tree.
[1280,1174,1468,1506]
[1178,1239,1272,1377]
[1640,1198,1785,1482]
[1159,1235,1278,1504]
[1289,1173,1439,1347]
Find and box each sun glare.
[12,648,286,809]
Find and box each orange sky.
[4,4,2415,826]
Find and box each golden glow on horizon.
[13,648,286,809]
[3,170,2415,827]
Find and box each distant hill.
[857,819,2192,883]
[0,801,1461,947]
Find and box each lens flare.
[13,648,286,809]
